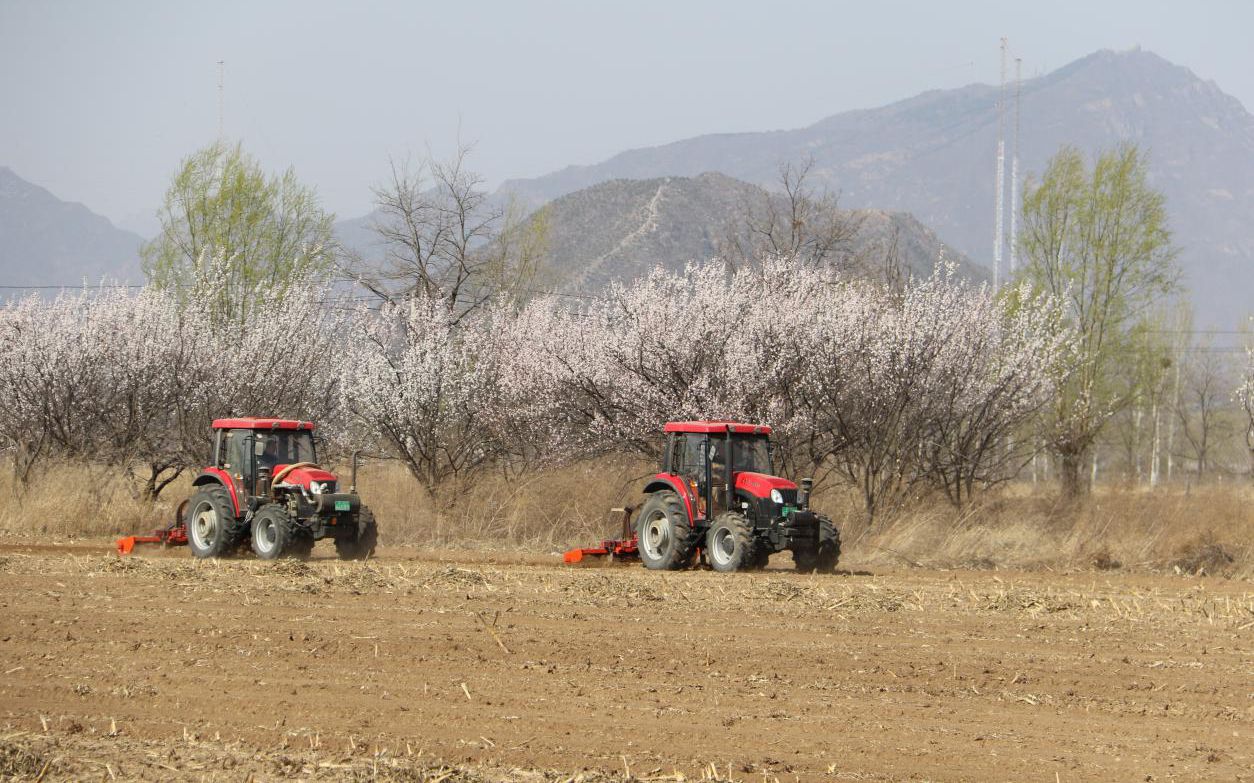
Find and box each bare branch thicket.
[718,158,864,276]
[359,145,545,323]
[1173,346,1236,479]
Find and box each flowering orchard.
[0,256,1077,517]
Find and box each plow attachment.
[115,501,189,555]
[563,506,639,565]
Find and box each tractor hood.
[274,464,338,490]
[735,472,798,499]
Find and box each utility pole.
[1009,56,1021,276]
[992,38,1007,291]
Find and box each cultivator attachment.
[115,501,189,555]
[563,506,639,564]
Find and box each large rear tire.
[251,504,294,560]
[793,515,841,573]
[186,486,241,559]
[335,506,378,560]
[636,491,693,571]
[706,512,756,573]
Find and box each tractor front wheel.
[186,486,240,559]
[251,504,295,560]
[706,512,756,573]
[636,491,693,570]
[793,515,841,573]
[335,506,378,560]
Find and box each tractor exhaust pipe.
[799,478,813,511]
[350,449,361,494]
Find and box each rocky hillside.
[500,49,1254,328]
[532,173,984,291]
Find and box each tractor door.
[669,433,708,521]
[707,435,732,517]
[221,429,258,499]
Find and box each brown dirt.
[0,544,1250,781]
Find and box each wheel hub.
[192,506,217,548]
[641,514,670,559]
[256,519,277,553]
[711,527,735,565]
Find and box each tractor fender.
[643,474,696,525]
[191,468,243,518]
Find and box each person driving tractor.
[258,435,280,470]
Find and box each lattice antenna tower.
[217,60,225,140]
[992,38,1008,291]
[1009,56,1022,276]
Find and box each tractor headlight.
[770,489,784,505]
[310,481,325,495]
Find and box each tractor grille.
[778,488,798,506]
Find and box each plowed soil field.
[0,543,1250,781]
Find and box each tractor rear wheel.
[186,486,240,559]
[793,515,841,573]
[336,506,378,560]
[636,491,693,570]
[251,504,295,560]
[706,512,756,572]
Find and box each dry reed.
[0,457,1249,578]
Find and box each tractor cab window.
[220,429,315,474]
[670,433,706,481]
[258,430,316,468]
[222,429,251,474]
[732,435,772,474]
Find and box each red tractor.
[566,421,841,572]
[119,418,377,560]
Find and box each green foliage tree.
[141,141,335,317]
[1015,143,1178,497]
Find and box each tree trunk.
[1059,450,1088,499]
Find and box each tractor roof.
[663,420,771,435]
[211,418,316,431]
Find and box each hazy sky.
[2,0,1251,233]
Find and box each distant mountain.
[499,49,1254,329]
[0,167,143,288]
[531,173,984,291]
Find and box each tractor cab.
[212,419,330,500]
[660,421,784,520]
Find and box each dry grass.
[0,457,1250,578]
[838,483,1254,578]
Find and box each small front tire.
[251,504,294,560]
[706,512,756,573]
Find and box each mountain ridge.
[497,48,1254,328]
[0,166,143,287]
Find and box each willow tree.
[141,141,335,320]
[1016,144,1177,497]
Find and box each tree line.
[2,139,1251,519]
